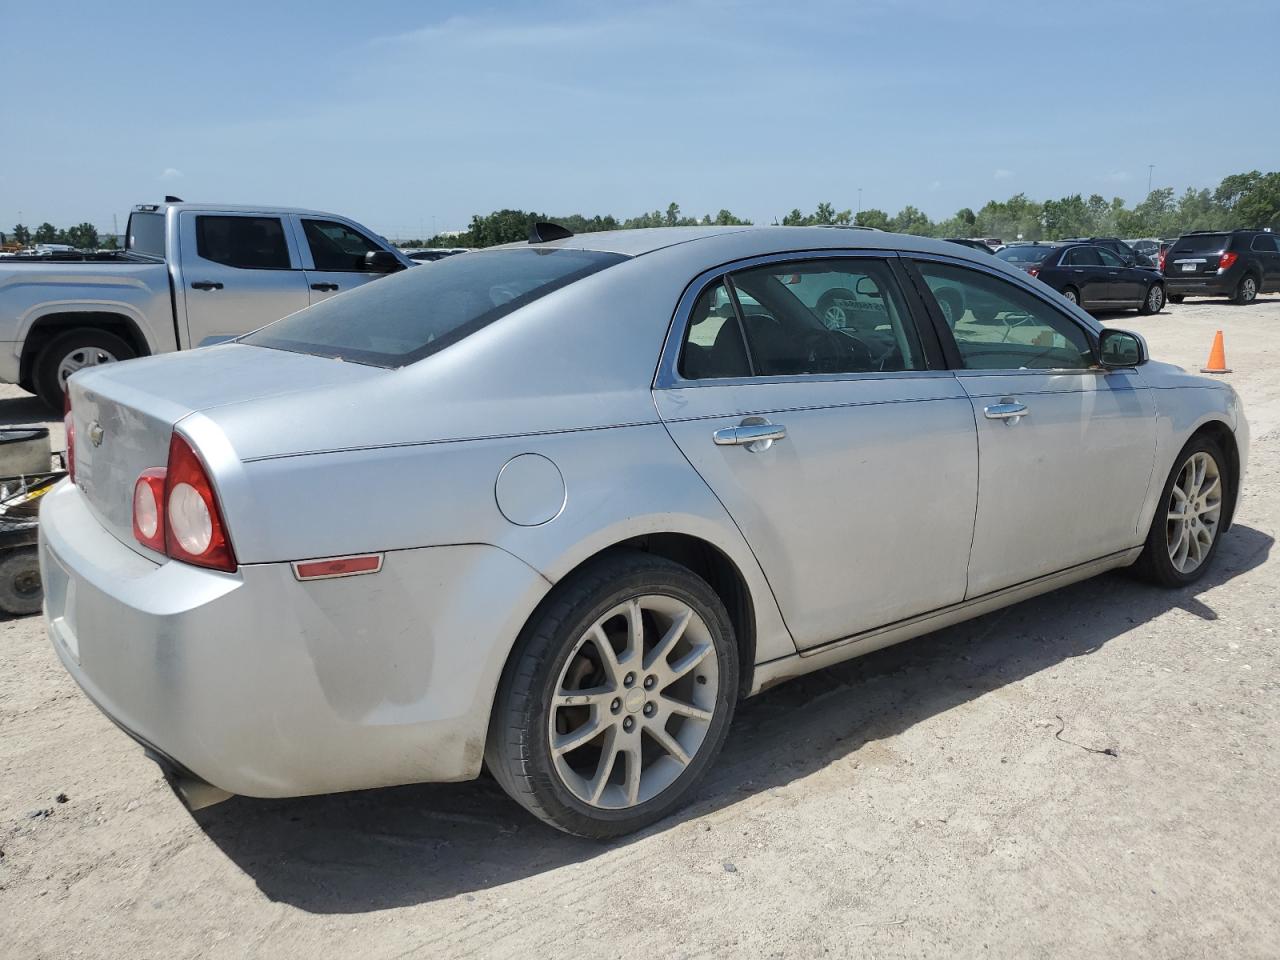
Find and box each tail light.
[131,432,237,571]
[1027,267,1040,278]
[1218,251,1238,272]
[64,390,76,485]
[1158,249,1167,271]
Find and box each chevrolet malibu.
[42,226,1248,838]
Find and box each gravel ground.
[1,295,1278,959]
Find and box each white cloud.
[160,167,183,181]
[993,168,1013,180]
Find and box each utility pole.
[1147,164,1155,196]
[857,188,863,217]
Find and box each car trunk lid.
[67,344,380,552]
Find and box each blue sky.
[2,0,1277,239]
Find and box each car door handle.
[310,282,340,292]
[713,420,787,451]
[984,400,1029,421]
[190,281,224,291]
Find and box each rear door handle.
[984,400,1029,422]
[190,281,223,291]
[713,419,787,451]
[310,282,339,292]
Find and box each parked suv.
[1162,230,1280,305]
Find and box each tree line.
[7,170,1276,251]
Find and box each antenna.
[528,222,573,244]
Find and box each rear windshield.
[996,246,1050,264]
[1172,234,1230,254]
[242,247,627,367]
[126,212,166,258]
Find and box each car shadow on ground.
[195,524,1272,914]
[0,393,54,428]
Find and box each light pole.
[857,188,862,217]
[1147,164,1155,196]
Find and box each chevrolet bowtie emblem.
[88,422,105,447]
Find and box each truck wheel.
[33,329,135,409]
[0,548,43,616]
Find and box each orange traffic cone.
[1200,330,1232,374]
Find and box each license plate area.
[44,549,80,663]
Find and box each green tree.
[33,222,58,244]
[1216,170,1280,228]
[64,222,100,249]
[11,223,31,245]
[891,205,933,235]
[854,208,891,231]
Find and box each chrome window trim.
[654,248,939,390]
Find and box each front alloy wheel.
[486,551,738,838]
[1166,451,1222,575]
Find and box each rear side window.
[243,248,627,367]
[680,281,751,379]
[1173,234,1230,254]
[1065,247,1103,266]
[126,212,166,258]
[1251,235,1278,253]
[997,246,1049,264]
[196,216,291,270]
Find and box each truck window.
[126,212,166,258]
[195,216,291,270]
[302,219,382,271]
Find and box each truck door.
[292,216,396,304]
[176,212,310,346]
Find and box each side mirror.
[1098,328,1146,368]
[364,250,404,273]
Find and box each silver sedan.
[43,225,1248,837]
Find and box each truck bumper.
[39,480,550,799]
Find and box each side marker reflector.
[292,554,384,581]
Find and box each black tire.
[33,328,135,410]
[485,550,739,839]
[1132,434,1229,588]
[0,547,43,616]
[1168,294,1185,304]
[1139,283,1165,315]
[1231,273,1259,306]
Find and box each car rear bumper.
[39,479,550,798]
[1164,274,1234,296]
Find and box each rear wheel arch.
[20,311,152,388]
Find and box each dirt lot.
[2,295,1278,959]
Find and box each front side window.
[303,219,382,271]
[914,261,1093,371]
[243,247,626,367]
[195,216,291,270]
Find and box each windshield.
[243,247,627,367]
[126,212,166,258]
[1172,233,1230,254]
[996,246,1050,264]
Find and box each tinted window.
[243,248,626,367]
[1096,247,1124,267]
[915,261,1093,371]
[1251,235,1278,253]
[126,212,165,258]
[196,216,291,270]
[996,246,1050,264]
[1066,247,1103,266]
[725,259,925,376]
[1173,234,1230,254]
[679,281,750,380]
[303,219,382,271]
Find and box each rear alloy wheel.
[1140,283,1165,315]
[486,551,738,838]
[33,328,135,409]
[1062,287,1080,306]
[1232,274,1258,305]
[1133,437,1228,587]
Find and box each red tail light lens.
[1219,251,1238,271]
[64,391,76,484]
[1027,267,1039,277]
[132,468,167,551]
[162,433,236,572]
[1158,249,1167,271]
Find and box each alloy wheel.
[1240,277,1257,303]
[1166,450,1222,574]
[1148,285,1164,312]
[58,346,119,387]
[549,594,719,810]
[1064,289,1078,304]
[823,304,849,328]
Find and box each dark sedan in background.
[996,243,1165,314]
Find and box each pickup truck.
[0,200,412,407]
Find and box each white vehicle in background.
[0,199,412,407]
